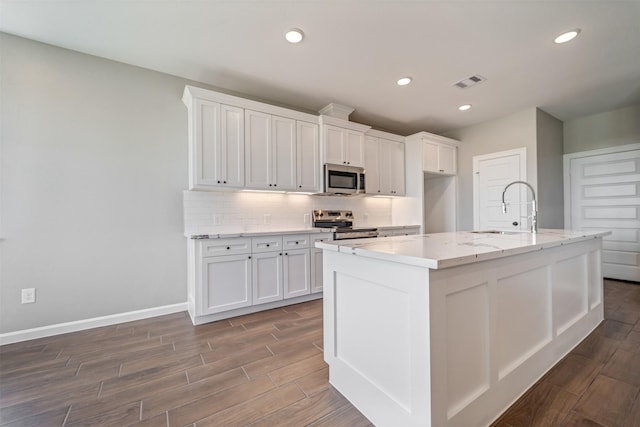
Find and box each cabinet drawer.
[199,238,251,257]
[252,236,283,253]
[311,234,332,245]
[283,234,310,250]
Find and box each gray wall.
[564,105,640,154]
[1,34,192,333]
[536,109,564,228]
[444,108,538,231]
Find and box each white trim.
[182,85,318,123]
[0,302,188,345]
[563,142,640,229]
[473,147,527,230]
[366,128,405,143]
[405,131,460,147]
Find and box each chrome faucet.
[501,181,538,233]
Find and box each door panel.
[272,115,296,190]
[252,252,283,304]
[569,149,640,281]
[474,149,526,231]
[244,110,271,188]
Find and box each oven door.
[324,164,363,195]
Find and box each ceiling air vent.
[454,75,486,89]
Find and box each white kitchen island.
[316,229,609,427]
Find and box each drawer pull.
[266,244,270,247]
[226,246,230,250]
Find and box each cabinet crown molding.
[366,129,406,143]
[319,115,371,132]
[182,85,318,123]
[406,131,460,146]
[318,103,354,121]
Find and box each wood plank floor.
[1,279,638,426]
[492,278,640,427]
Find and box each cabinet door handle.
[299,185,302,188]
[266,244,270,247]
[217,180,221,184]
[248,256,252,259]
[285,252,288,256]
[226,246,230,250]
[223,180,227,184]
[295,241,299,244]
[279,253,282,256]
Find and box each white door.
[365,136,381,194]
[202,255,252,315]
[324,125,346,165]
[244,110,271,189]
[252,252,284,304]
[390,140,406,195]
[272,115,297,190]
[567,147,640,282]
[296,121,320,192]
[345,130,365,167]
[283,249,311,298]
[473,148,527,231]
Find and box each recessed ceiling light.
[554,29,581,44]
[458,104,472,111]
[285,29,304,43]
[397,77,412,86]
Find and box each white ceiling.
[2,0,639,135]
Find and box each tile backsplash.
[183,190,393,235]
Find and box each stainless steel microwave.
[324,164,365,195]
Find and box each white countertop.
[185,227,333,239]
[185,224,421,239]
[374,224,420,230]
[316,229,611,269]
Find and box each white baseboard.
[0,302,188,346]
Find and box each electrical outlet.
[212,214,221,225]
[264,214,271,225]
[21,288,36,304]
[303,213,310,224]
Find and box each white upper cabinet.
[422,139,457,175]
[365,136,381,193]
[364,131,405,196]
[245,110,296,190]
[321,119,369,168]
[296,121,320,192]
[185,97,244,189]
[183,86,319,193]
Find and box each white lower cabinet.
[284,249,310,298]
[310,234,331,293]
[189,232,329,324]
[252,251,284,304]
[201,254,252,315]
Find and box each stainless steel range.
[312,210,378,240]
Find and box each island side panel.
[322,249,432,427]
[429,237,604,427]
